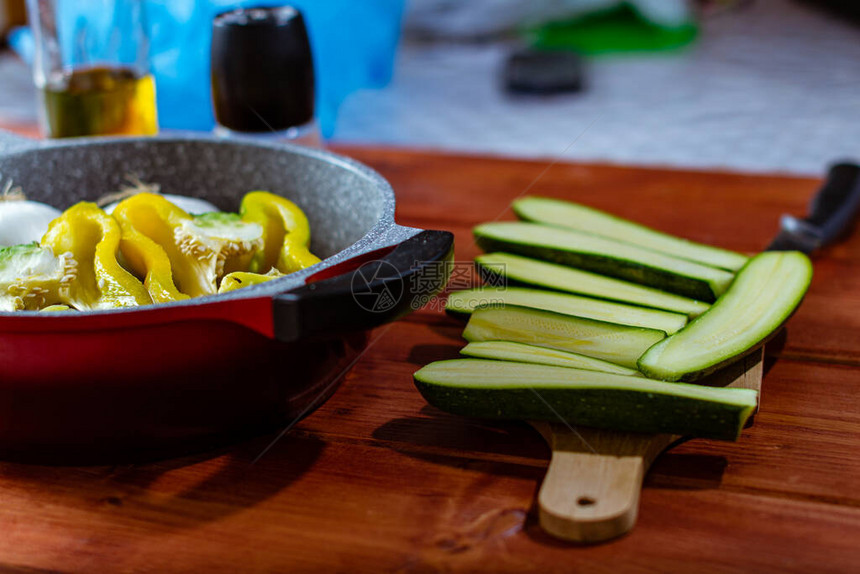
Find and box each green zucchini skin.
[638,251,813,382]
[463,304,666,369]
[476,252,710,318]
[474,222,734,302]
[460,341,642,376]
[413,359,757,441]
[513,197,748,272]
[446,286,688,334]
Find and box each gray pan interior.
[0,130,418,310]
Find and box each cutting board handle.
[539,445,644,542]
[531,351,764,543]
[532,422,673,543]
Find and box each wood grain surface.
[0,130,858,573]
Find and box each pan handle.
[271,228,455,342]
[0,129,39,155]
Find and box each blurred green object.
[526,3,697,55]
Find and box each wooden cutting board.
[531,350,764,543]
[0,130,857,572]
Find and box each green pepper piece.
[240,191,321,274]
[41,202,152,310]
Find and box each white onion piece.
[103,194,220,215]
[0,201,63,246]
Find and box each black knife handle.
[806,162,860,243]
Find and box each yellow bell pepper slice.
[113,193,263,298]
[116,217,189,304]
[217,270,282,294]
[40,304,72,312]
[112,194,190,301]
[240,191,321,274]
[41,202,152,310]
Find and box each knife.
[768,162,860,253]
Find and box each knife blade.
[767,162,860,253]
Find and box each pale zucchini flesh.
[476,252,710,318]
[513,197,748,272]
[460,341,641,376]
[413,359,757,441]
[474,222,734,302]
[446,286,688,334]
[463,304,666,369]
[638,251,812,381]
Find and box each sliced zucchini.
[513,197,748,271]
[463,304,665,369]
[413,359,757,441]
[474,222,734,302]
[476,252,710,318]
[460,341,641,376]
[638,251,812,382]
[446,286,687,334]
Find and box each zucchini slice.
[638,251,812,382]
[446,286,688,334]
[463,304,665,369]
[413,359,758,441]
[475,222,735,302]
[513,197,748,271]
[460,341,642,376]
[476,252,710,318]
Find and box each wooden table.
[0,133,859,572]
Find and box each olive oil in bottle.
[39,66,158,138]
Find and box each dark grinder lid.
[211,6,315,132]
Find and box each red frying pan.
[0,130,454,463]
